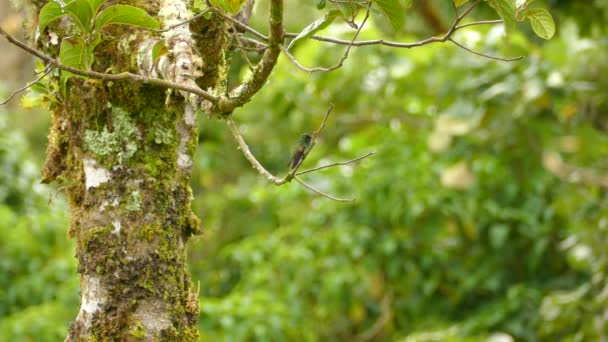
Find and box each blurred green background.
[2,0,608,341]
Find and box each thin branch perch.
[297,152,375,176]
[226,105,371,202]
[295,177,355,202]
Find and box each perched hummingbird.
[288,134,312,170]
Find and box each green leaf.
[523,8,555,39]
[59,38,87,70]
[485,0,517,33]
[64,0,95,32]
[287,10,342,51]
[314,0,326,10]
[193,0,209,14]
[152,41,169,65]
[94,5,160,30]
[454,0,471,7]
[88,0,108,14]
[37,1,65,35]
[373,0,409,31]
[209,0,249,15]
[337,1,358,19]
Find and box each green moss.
[82,225,114,248]
[128,322,145,339]
[140,107,176,146]
[138,225,154,242]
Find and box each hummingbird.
[288,134,312,170]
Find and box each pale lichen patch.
[84,106,138,164]
[132,299,171,338]
[126,191,142,211]
[83,158,111,189]
[177,153,192,169]
[75,276,107,332]
[111,220,122,235]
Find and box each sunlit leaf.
[37,1,65,35]
[373,0,409,31]
[152,41,169,65]
[88,0,107,14]
[59,38,87,71]
[209,0,249,15]
[64,0,95,32]
[485,0,517,33]
[523,8,555,39]
[94,5,160,30]
[287,10,342,51]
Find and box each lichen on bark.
[29,0,230,340]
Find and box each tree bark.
[34,0,228,340]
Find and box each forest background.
[1,0,607,340]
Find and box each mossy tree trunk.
[34,1,229,340]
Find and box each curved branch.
[226,117,287,185]
[221,0,284,113]
[282,1,520,62]
[295,177,354,202]
[0,26,219,104]
[226,105,367,202]
[455,19,503,30]
[296,152,375,176]
[280,3,371,73]
[448,38,523,61]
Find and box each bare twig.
[312,104,333,138]
[282,1,521,62]
[281,3,371,73]
[234,36,269,51]
[455,19,503,30]
[295,176,355,202]
[297,104,334,173]
[154,8,211,32]
[226,104,368,202]
[1,65,52,105]
[0,26,219,104]
[297,152,375,176]
[226,104,335,184]
[239,48,255,71]
[206,1,269,41]
[448,38,523,62]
